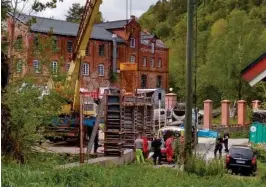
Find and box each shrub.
[253,144,266,162]
[184,155,224,177]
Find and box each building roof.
[241,52,266,75]
[96,20,130,29]
[14,13,124,43]
[241,52,266,86]
[12,13,167,48]
[140,31,167,49]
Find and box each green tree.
[66,3,103,24]
[1,0,71,163]
[139,0,266,105]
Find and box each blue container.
[249,122,266,144]
[83,117,96,127]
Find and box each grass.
[213,117,238,125]
[2,152,266,187]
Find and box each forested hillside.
[139,0,266,107]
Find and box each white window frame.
[98,64,104,76]
[83,63,89,76]
[158,58,162,68]
[130,38,135,48]
[33,60,40,73]
[130,55,136,63]
[143,57,147,67]
[150,57,154,68]
[51,61,58,74]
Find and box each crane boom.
[67,0,102,112]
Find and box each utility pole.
[184,0,194,164]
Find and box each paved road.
[196,138,249,160]
[39,135,249,159]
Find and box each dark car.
[225,145,257,175]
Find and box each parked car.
[225,145,257,175]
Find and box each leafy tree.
[139,0,266,107]
[1,0,70,163]
[66,3,103,24]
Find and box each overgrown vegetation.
[253,144,266,163]
[2,159,266,187]
[139,0,266,105]
[184,155,225,176]
[1,0,71,163]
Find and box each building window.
[15,35,23,49]
[51,61,58,74]
[34,36,39,48]
[98,64,104,76]
[158,58,162,68]
[129,55,136,63]
[130,38,135,48]
[52,37,58,49]
[142,57,147,66]
[33,60,40,73]
[156,76,162,88]
[67,40,73,53]
[16,60,23,73]
[85,43,90,56]
[141,75,147,89]
[151,42,155,54]
[66,63,71,72]
[83,63,89,76]
[99,44,105,57]
[150,57,154,67]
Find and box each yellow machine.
[45,0,102,142]
[49,0,102,115]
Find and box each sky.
[18,0,159,21]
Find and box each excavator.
[45,0,103,142]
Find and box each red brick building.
[6,14,169,92]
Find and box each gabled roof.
[241,52,266,86]
[96,19,130,29]
[13,13,124,43]
[241,52,266,75]
[140,31,167,49]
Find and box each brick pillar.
[237,100,247,126]
[252,100,261,110]
[221,100,230,126]
[204,100,213,129]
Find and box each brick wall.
[7,16,169,92]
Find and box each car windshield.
[230,147,253,159]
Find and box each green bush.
[184,155,225,177]
[253,144,266,162]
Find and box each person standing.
[214,135,223,159]
[135,134,145,163]
[142,133,148,158]
[223,132,230,152]
[165,134,174,164]
[151,135,162,165]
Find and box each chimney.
[130,15,135,20]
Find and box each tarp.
[198,130,218,138]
